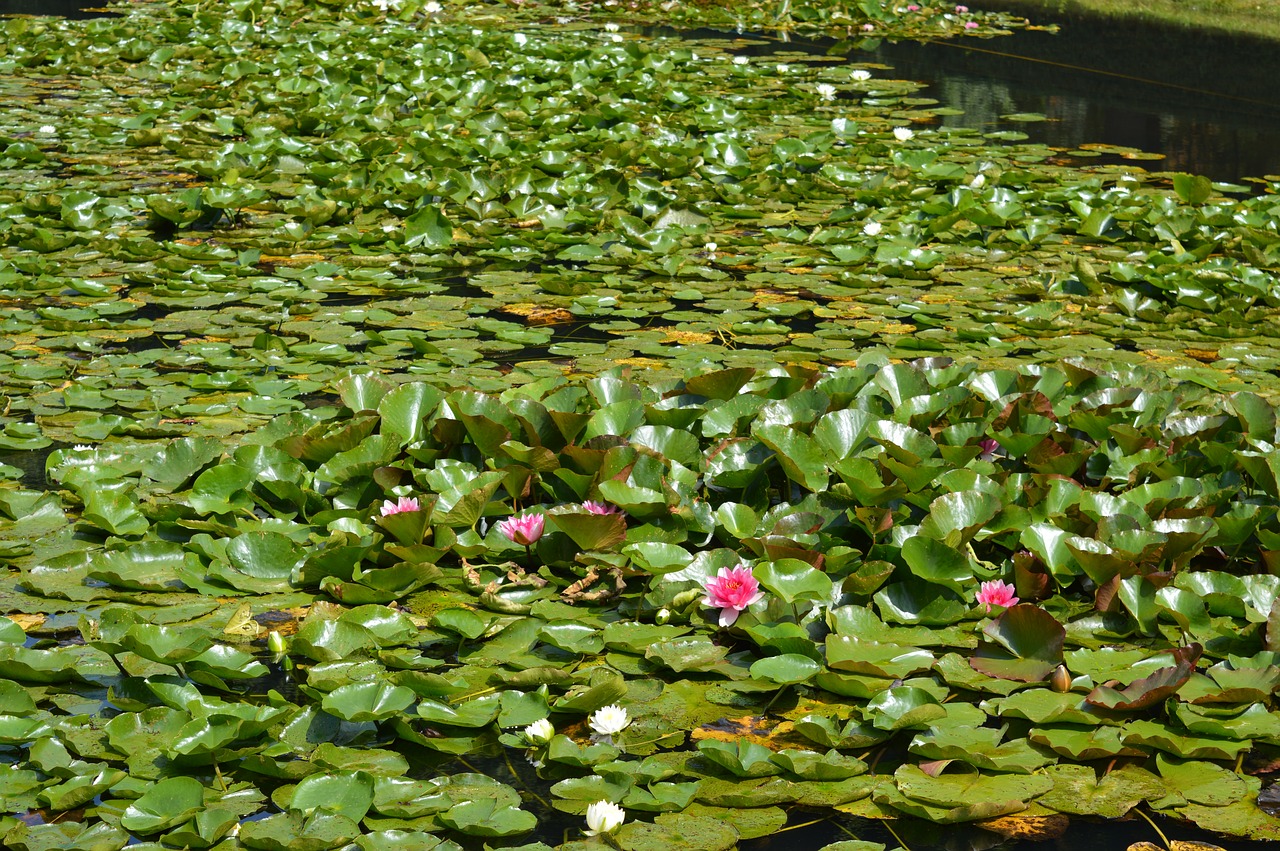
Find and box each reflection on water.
[866,20,1280,182]
[0,0,113,18]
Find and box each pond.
[4,2,1280,851]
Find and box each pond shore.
[972,0,1280,42]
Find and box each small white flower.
[733,56,749,65]
[424,0,442,11]
[893,126,914,141]
[588,704,630,736]
[38,125,57,134]
[705,242,718,253]
[604,22,620,31]
[776,63,789,73]
[610,33,623,42]
[815,83,837,101]
[850,69,871,81]
[968,173,986,190]
[524,718,555,745]
[584,800,625,836]
[72,444,93,451]
[513,32,528,46]
[862,221,882,236]
[370,0,401,10]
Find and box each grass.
[976,0,1280,42]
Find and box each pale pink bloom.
[498,512,545,546]
[703,565,766,627]
[582,500,620,515]
[380,496,420,516]
[955,4,968,11]
[906,4,919,9]
[976,579,1019,613]
[861,22,874,31]
[964,20,979,28]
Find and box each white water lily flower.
[733,56,749,65]
[513,32,528,45]
[424,0,442,11]
[588,704,630,736]
[893,126,915,141]
[863,221,882,236]
[38,125,57,134]
[815,83,837,101]
[524,718,555,745]
[370,0,401,10]
[850,69,871,81]
[584,800,625,836]
[605,22,620,31]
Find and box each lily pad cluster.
[4,0,1280,847]
[0,0,1278,464]
[4,360,1280,846]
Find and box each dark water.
[866,12,1280,184]
[0,0,112,18]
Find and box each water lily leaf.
[770,749,867,781]
[909,726,1055,773]
[647,638,730,673]
[417,694,501,728]
[1028,725,1142,761]
[867,686,946,731]
[900,536,973,593]
[749,653,820,685]
[552,511,627,551]
[970,604,1065,682]
[404,205,453,250]
[755,558,833,605]
[239,811,361,851]
[754,424,829,492]
[1123,720,1251,760]
[893,763,1054,810]
[1037,763,1165,818]
[289,771,376,822]
[1156,753,1247,806]
[615,812,739,851]
[119,776,205,834]
[1085,644,1201,710]
[80,489,149,537]
[321,682,416,723]
[826,636,935,679]
[2,821,130,851]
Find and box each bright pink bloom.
[964,20,979,28]
[955,4,968,11]
[978,438,999,460]
[703,565,766,627]
[380,496,420,516]
[498,512,545,546]
[582,500,620,515]
[976,579,1019,613]
[906,4,919,9]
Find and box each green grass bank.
[974,0,1280,42]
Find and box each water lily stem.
[1134,807,1171,850]
[501,748,550,809]
[883,819,911,851]
[761,684,790,715]
[212,757,227,792]
[771,816,829,834]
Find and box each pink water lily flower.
[976,579,1019,613]
[380,496,421,516]
[582,500,620,515]
[703,564,766,627]
[498,512,545,546]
